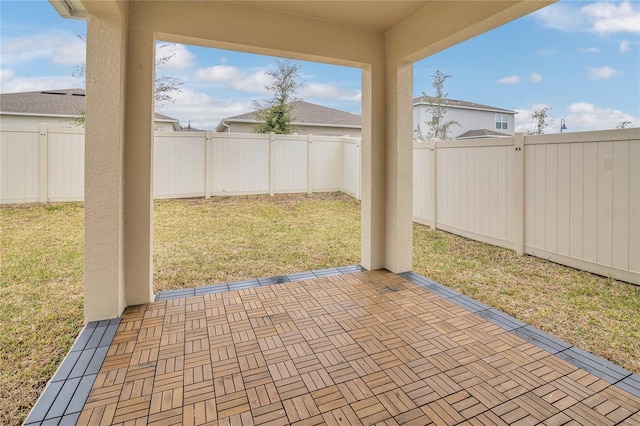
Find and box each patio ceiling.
[51,0,551,63]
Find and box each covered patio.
[30,0,639,424]
[26,269,639,424]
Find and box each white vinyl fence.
[413,128,639,284]
[0,126,361,204]
[1,125,637,284]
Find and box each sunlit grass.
[413,223,640,375]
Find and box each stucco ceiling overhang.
[49,0,553,63]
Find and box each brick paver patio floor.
[31,270,640,425]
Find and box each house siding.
[413,104,515,139]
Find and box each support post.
[512,133,525,255]
[205,131,212,198]
[38,125,48,203]
[269,132,275,196]
[383,61,413,273]
[307,134,313,195]
[429,140,437,229]
[84,9,128,322]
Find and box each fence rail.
[1,125,637,284]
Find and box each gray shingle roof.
[222,101,361,127]
[0,88,179,122]
[413,96,516,114]
[457,129,511,139]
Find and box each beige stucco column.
[84,9,128,322]
[360,63,385,271]
[360,52,413,273]
[384,61,414,273]
[123,17,155,307]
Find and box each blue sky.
[1,0,638,132]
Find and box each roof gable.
[413,96,516,114]
[221,101,361,129]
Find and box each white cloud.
[582,1,640,35]
[533,3,590,33]
[566,102,638,131]
[497,73,542,84]
[194,65,271,94]
[533,1,640,35]
[619,40,630,53]
[0,73,80,93]
[578,47,601,53]
[514,104,554,134]
[587,66,623,80]
[160,88,252,130]
[156,43,196,70]
[1,69,15,81]
[497,75,521,84]
[1,33,85,66]
[530,72,543,83]
[537,48,557,56]
[299,83,361,102]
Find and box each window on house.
[496,114,508,130]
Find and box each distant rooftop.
[218,100,362,131]
[0,89,179,122]
[457,129,511,139]
[413,96,516,114]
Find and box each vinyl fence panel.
[154,132,205,199]
[48,127,84,201]
[523,130,640,282]
[433,139,514,250]
[0,126,41,203]
[271,135,308,194]
[311,136,342,193]
[341,138,361,199]
[210,133,270,195]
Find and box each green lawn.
[1,194,638,425]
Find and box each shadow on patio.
[26,269,640,425]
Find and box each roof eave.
[413,101,516,115]
[48,0,87,19]
[0,111,81,118]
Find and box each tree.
[415,70,459,140]
[252,59,302,134]
[616,120,631,129]
[528,106,553,135]
[73,40,184,122]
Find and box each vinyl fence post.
[269,132,275,196]
[512,133,525,255]
[429,139,437,229]
[39,125,48,203]
[357,139,362,201]
[307,135,313,195]
[204,131,211,198]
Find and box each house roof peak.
[413,96,516,114]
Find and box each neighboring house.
[216,101,362,137]
[0,89,181,131]
[413,96,516,140]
